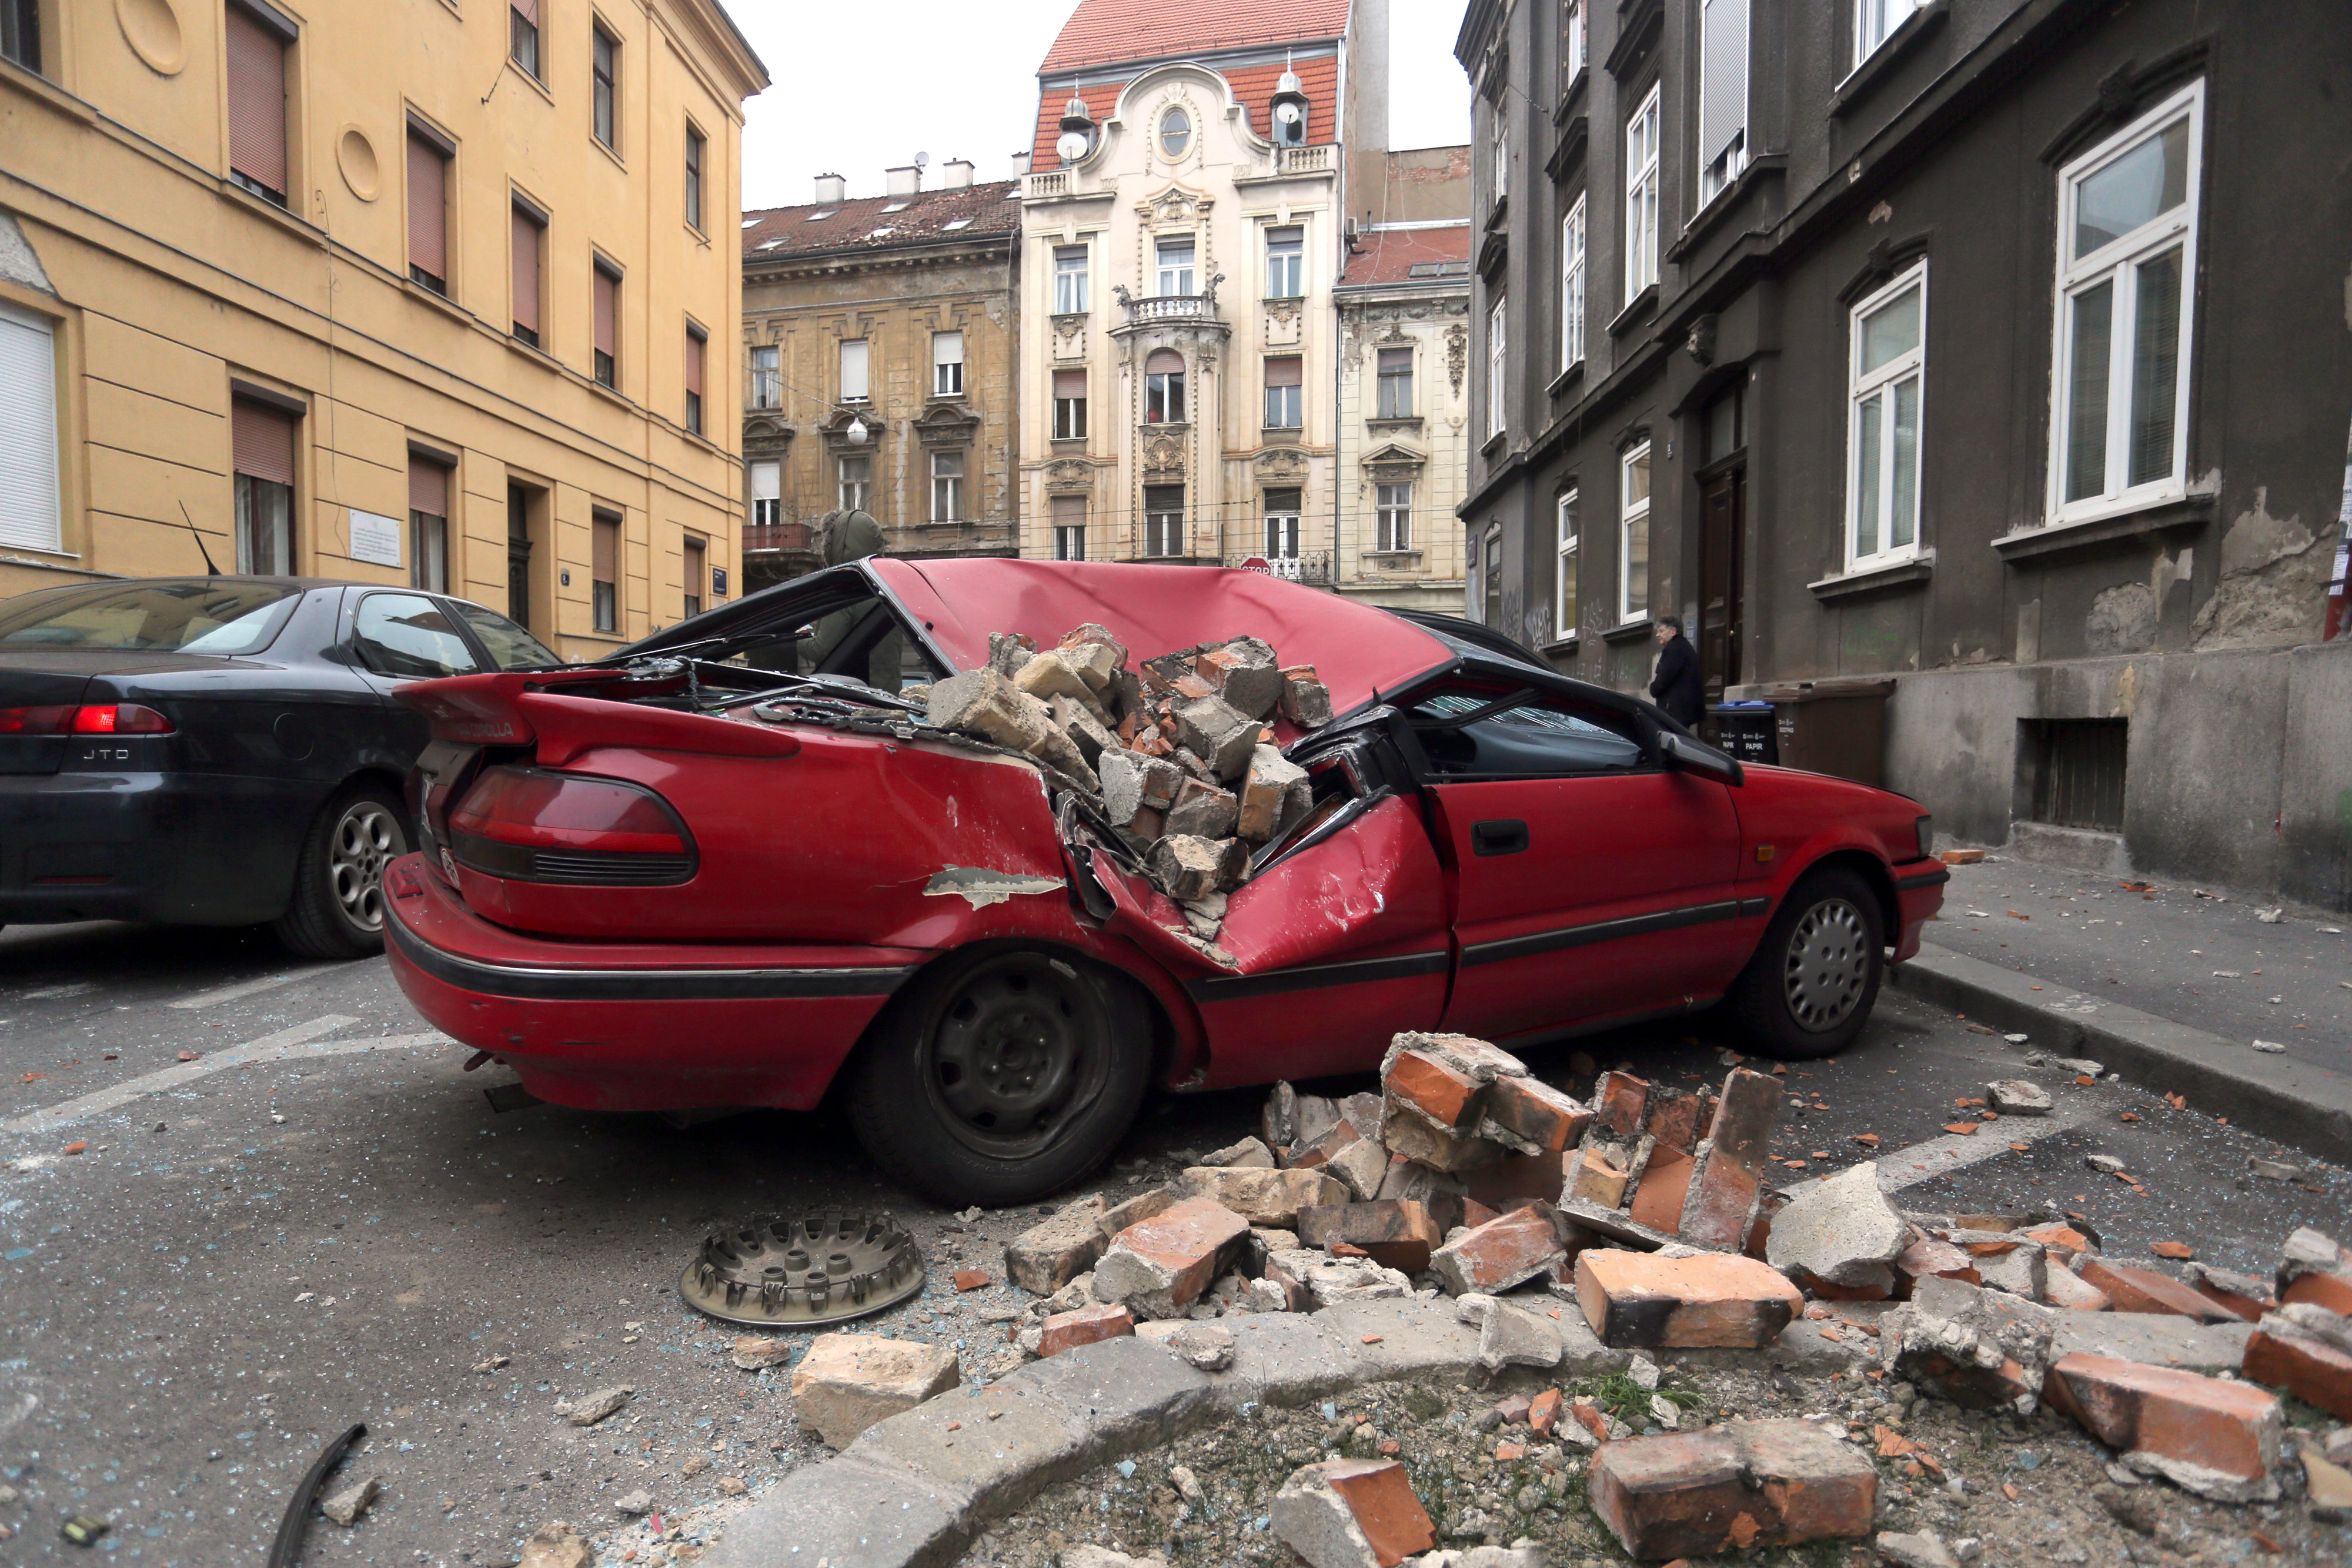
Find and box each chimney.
[1011,151,1030,177]
[885,163,921,196]
[814,172,845,205]
[943,158,975,189]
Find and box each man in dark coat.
[1649,615,1704,728]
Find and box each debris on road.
[318,1473,380,1526]
[517,1522,593,1568]
[1269,1456,1436,1567]
[554,1385,631,1427]
[788,1332,960,1448]
[681,1211,926,1328]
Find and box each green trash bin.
[1762,679,1895,786]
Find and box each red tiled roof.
[1338,225,1474,289]
[741,181,1020,262]
[1030,54,1338,170]
[1039,0,1352,73]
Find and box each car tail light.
[0,704,174,734]
[447,765,696,885]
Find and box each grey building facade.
[1455,0,2352,910]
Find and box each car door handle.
[1472,819,1529,857]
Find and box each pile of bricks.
[921,624,1332,932]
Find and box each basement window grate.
[2030,718,2129,832]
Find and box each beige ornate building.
[0,0,764,655]
[738,168,1021,589]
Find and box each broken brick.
[2047,1352,2283,1502]
[1164,775,1240,839]
[2185,1262,2276,1322]
[2075,1258,2239,1323]
[1379,1106,1503,1173]
[1574,1248,1803,1349]
[1178,1165,1350,1228]
[2019,1223,2100,1262]
[1462,1151,1573,1210]
[2043,1265,2112,1312]
[1430,1205,1568,1296]
[1384,1049,1486,1133]
[2278,1227,2352,1316]
[1037,1302,1135,1358]
[1569,1141,1643,1209]
[1286,1116,1366,1171]
[1592,1071,1652,1138]
[1626,1149,1696,1234]
[1089,1195,1251,1319]
[1479,1074,1593,1154]
[1003,1195,1110,1293]
[1588,1419,1876,1559]
[1278,666,1334,728]
[1297,1202,1445,1276]
[789,1334,960,1449]
[1894,1235,1983,1296]
[2241,1318,2352,1420]
[1094,1186,1177,1240]
[1529,1388,1563,1436]
[1676,1068,1783,1251]
[1642,1088,1713,1155]
[1147,833,1225,901]
[1237,745,1307,841]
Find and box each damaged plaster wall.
[2192,489,2331,649]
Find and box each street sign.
[1240,556,1271,574]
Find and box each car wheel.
[272,786,410,960]
[1727,867,1883,1060]
[847,947,1153,1207]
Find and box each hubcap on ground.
[1782,896,1870,1031]
[680,1211,924,1327]
[926,959,1104,1158]
[329,803,403,932]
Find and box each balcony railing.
[1120,292,1219,325]
[1227,552,1332,586]
[1024,170,1071,200]
[1277,143,1337,175]
[743,522,813,554]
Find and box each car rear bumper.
[382,853,930,1111]
[0,769,308,925]
[1890,858,1949,962]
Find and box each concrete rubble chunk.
[556,1386,632,1426]
[1279,665,1335,727]
[1301,1202,1446,1275]
[928,667,1051,751]
[1430,1205,1568,1296]
[1262,1081,1303,1149]
[1091,1195,1253,1319]
[319,1475,380,1526]
[1325,1136,1392,1202]
[2043,1265,2112,1312]
[1478,1301,1565,1372]
[1201,1135,1277,1169]
[1051,693,1119,766]
[1576,1248,1805,1349]
[1101,747,1184,833]
[519,1523,594,1568]
[1171,693,1259,781]
[1895,1234,1983,1296]
[1676,1068,1783,1251]
[1147,834,1227,901]
[2276,1300,2352,1355]
[1006,1193,1112,1293]
[1767,1161,1909,1290]
[1013,647,1099,708]
[2184,1262,2275,1321]
[611,1489,654,1517]
[1165,775,1240,838]
[1141,1320,1235,1370]
[1197,637,1284,720]
[1095,1186,1177,1240]
[789,1335,959,1449]
[1876,1529,1963,1568]
[1985,1080,2053,1115]
[2046,1312,2254,1375]
[1179,1165,1351,1228]
[2076,1258,2239,1322]
[2300,1442,2352,1523]
[987,630,1038,675]
[730,1335,797,1370]
[2241,1313,2352,1419]
[2278,1227,2352,1315]
[1065,1547,1170,1568]
[1588,1417,1877,1559]
[2049,1352,2283,1502]
[1479,1075,1594,1155]
[1381,1106,1504,1173]
[1399,1544,1546,1568]
[1038,1302,1136,1358]
[1271,1456,1438,1568]
[1292,1253,1415,1309]
[1238,744,1309,841]
[1382,1031,1529,1085]
[1287,1116,1367,1171]
[1974,1239,2049,1302]
[1886,1276,2059,1413]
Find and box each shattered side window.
[1408,685,1645,777]
[717,579,943,696]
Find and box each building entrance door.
[507,482,533,631]
[1698,466,1743,704]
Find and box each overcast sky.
[733,1,1474,211]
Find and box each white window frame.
[1376,347,1414,419]
[0,302,63,553]
[1697,0,1749,209]
[2046,81,2203,528]
[837,453,869,513]
[838,337,869,403]
[1155,235,1195,296]
[1560,194,1586,372]
[930,450,964,522]
[1264,504,1301,560]
[1144,490,1185,557]
[1485,295,1506,440]
[749,459,781,529]
[931,330,964,398]
[1855,0,1928,68]
[1053,374,1088,440]
[1846,260,1928,570]
[1375,483,1412,553]
[749,345,779,410]
[1555,486,1580,640]
[1563,0,1587,92]
[1053,246,1089,313]
[1618,439,1651,624]
[1625,85,1661,302]
[1265,226,1304,299]
[1489,98,1508,206]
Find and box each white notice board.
[349,509,403,569]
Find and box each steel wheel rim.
[329,802,402,933]
[1782,896,1870,1032]
[922,957,1107,1161]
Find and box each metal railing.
[1227,552,1332,586]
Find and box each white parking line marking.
[1776,1100,2096,1201]
[1,1016,450,1139]
[166,964,348,1009]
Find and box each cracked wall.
[2192,490,2331,650]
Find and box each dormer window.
[1160,107,1192,159]
[1271,69,1310,146]
[880,201,910,213]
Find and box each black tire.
[1726,867,1884,1060]
[271,785,409,960]
[846,947,1153,1207]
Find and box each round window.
[1161,107,1192,159]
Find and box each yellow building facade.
[0,0,765,657]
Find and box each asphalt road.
[0,921,2343,1568]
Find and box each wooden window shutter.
[593,266,618,357]
[232,400,297,486]
[407,132,447,282]
[407,456,449,518]
[592,513,619,580]
[224,5,289,198]
[684,330,705,396]
[511,206,542,333]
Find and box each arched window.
[1145,349,1187,423]
[1161,107,1191,159]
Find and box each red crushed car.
[382,559,1945,1203]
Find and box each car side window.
[1408,685,1645,777]
[452,601,563,671]
[352,593,480,681]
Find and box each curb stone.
[703,1297,1876,1568]
[1890,942,2352,1166]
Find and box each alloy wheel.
[1782,895,1871,1032]
[328,800,402,934]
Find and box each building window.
[683,325,706,435]
[510,200,545,349]
[1856,0,1927,66]
[1144,484,1184,557]
[1377,483,1412,552]
[225,2,291,206]
[1618,440,1651,622]
[407,126,450,294]
[1053,369,1088,439]
[1561,195,1586,370]
[508,0,539,77]
[749,345,779,409]
[592,260,620,386]
[749,460,781,528]
[681,535,704,617]
[1555,487,1579,640]
[1051,494,1086,560]
[1698,0,1749,208]
[684,125,706,231]
[591,23,618,149]
[1264,488,1302,560]
[1480,523,1503,627]
[1145,348,1185,423]
[1054,246,1089,313]
[1625,85,1661,300]
[408,455,450,592]
[1263,356,1302,429]
[1562,0,1586,91]
[1485,295,1506,440]
[1847,263,1926,569]
[930,450,964,521]
[3,0,41,72]
[2051,82,2201,523]
[1488,97,1507,206]
[1155,235,1195,296]
[0,302,62,553]
[1377,347,1414,419]
[1265,226,1304,299]
[839,338,869,403]
[932,330,964,397]
[838,453,869,512]
[1161,106,1191,159]
[232,398,298,576]
[591,510,620,633]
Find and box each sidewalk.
[1890,857,2352,1164]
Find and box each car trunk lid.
[0,662,97,775]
